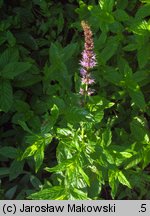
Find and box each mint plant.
[0,0,150,200]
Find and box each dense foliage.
[0,0,150,200]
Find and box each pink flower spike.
[80,68,87,76]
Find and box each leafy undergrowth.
[0,0,150,200]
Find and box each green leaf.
[133,70,149,84]
[125,154,142,169]
[18,121,33,134]
[14,74,41,87]
[137,44,150,68]
[114,9,129,21]
[70,188,89,200]
[0,79,13,112]
[28,186,66,200]
[123,43,137,51]
[128,85,146,110]
[62,43,77,62]
[120,152,132,158]
[130,117,149,143]
[6,30,16,46]
[127,80,146,110]
[102,128,112,146]
[22,144,38,159]
[45,158,73,173]
[0,147,18,159]
[1,62,32,79]
[100,37,118,63]
[30,175,42,189]
[49,43,61,65]
[0,33,6,46]
[117,0,128,9]
[41,104,59,133]
[103,67,123,85]
[57,13,64,34]
[78,166,90,186]
[57,128,72,136]
[34,146,44,172]
[118,171,131,188]
[5,185,17,199]
[51,104,59,120]
[143,149,150,169]
[129,87,146,110]
[135,4,150,20]
[14,99,30,112]
[15,32,38,50]
[64,106,93,124]
[99,0,114,12]
[0,48,19,69]
[108,169,118,199]
[9,160,24,181]
[94,110,104,123]
[0,168,10,176]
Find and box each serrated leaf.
[0,48,19,68]
[130,117,149,143]
[114,9,129,21]
[22,144,38,159]
[65,106,92,124]
[1,62,31,79]
[14,74,41,87]
[108,169,118,199]
[99,0,114,12]
[70,188,89,200]
[49,43,61,65]
[30,175,42,189]
[135,4,150,20]
[123,43,137,51]
[133,70,149,86]
[6,30,16,46]
[18,121,33,134]
[104,67,123,85]
[51,104,59,120]
[137,44,150,68]
[129,88,146,110]
[28,186,66,200]
[125,154,142,169]
[34,146,44,172]
[0,79,13,112]
[118,171,131,188]
[62,43,77,62]
[9,160,24,181]
[45,158,73,173]
[0,147,18,159]
[57,128,72,136]
[102,128,112,146]
[41,104,59,133]
[14,99,30,112]
[127,80,146,110]
[0,168,10,176]
[100,37,118,63]
[143,149,150,169]
[57,13,64,34]
[78,166,90,186]
[15,32,38,50]
[117,0,128,9]
[0,34,6,46]
[5,185,17,199]
[94,110,104,123]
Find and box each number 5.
[141,204,146,212]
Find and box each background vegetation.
[0,0,150,200]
